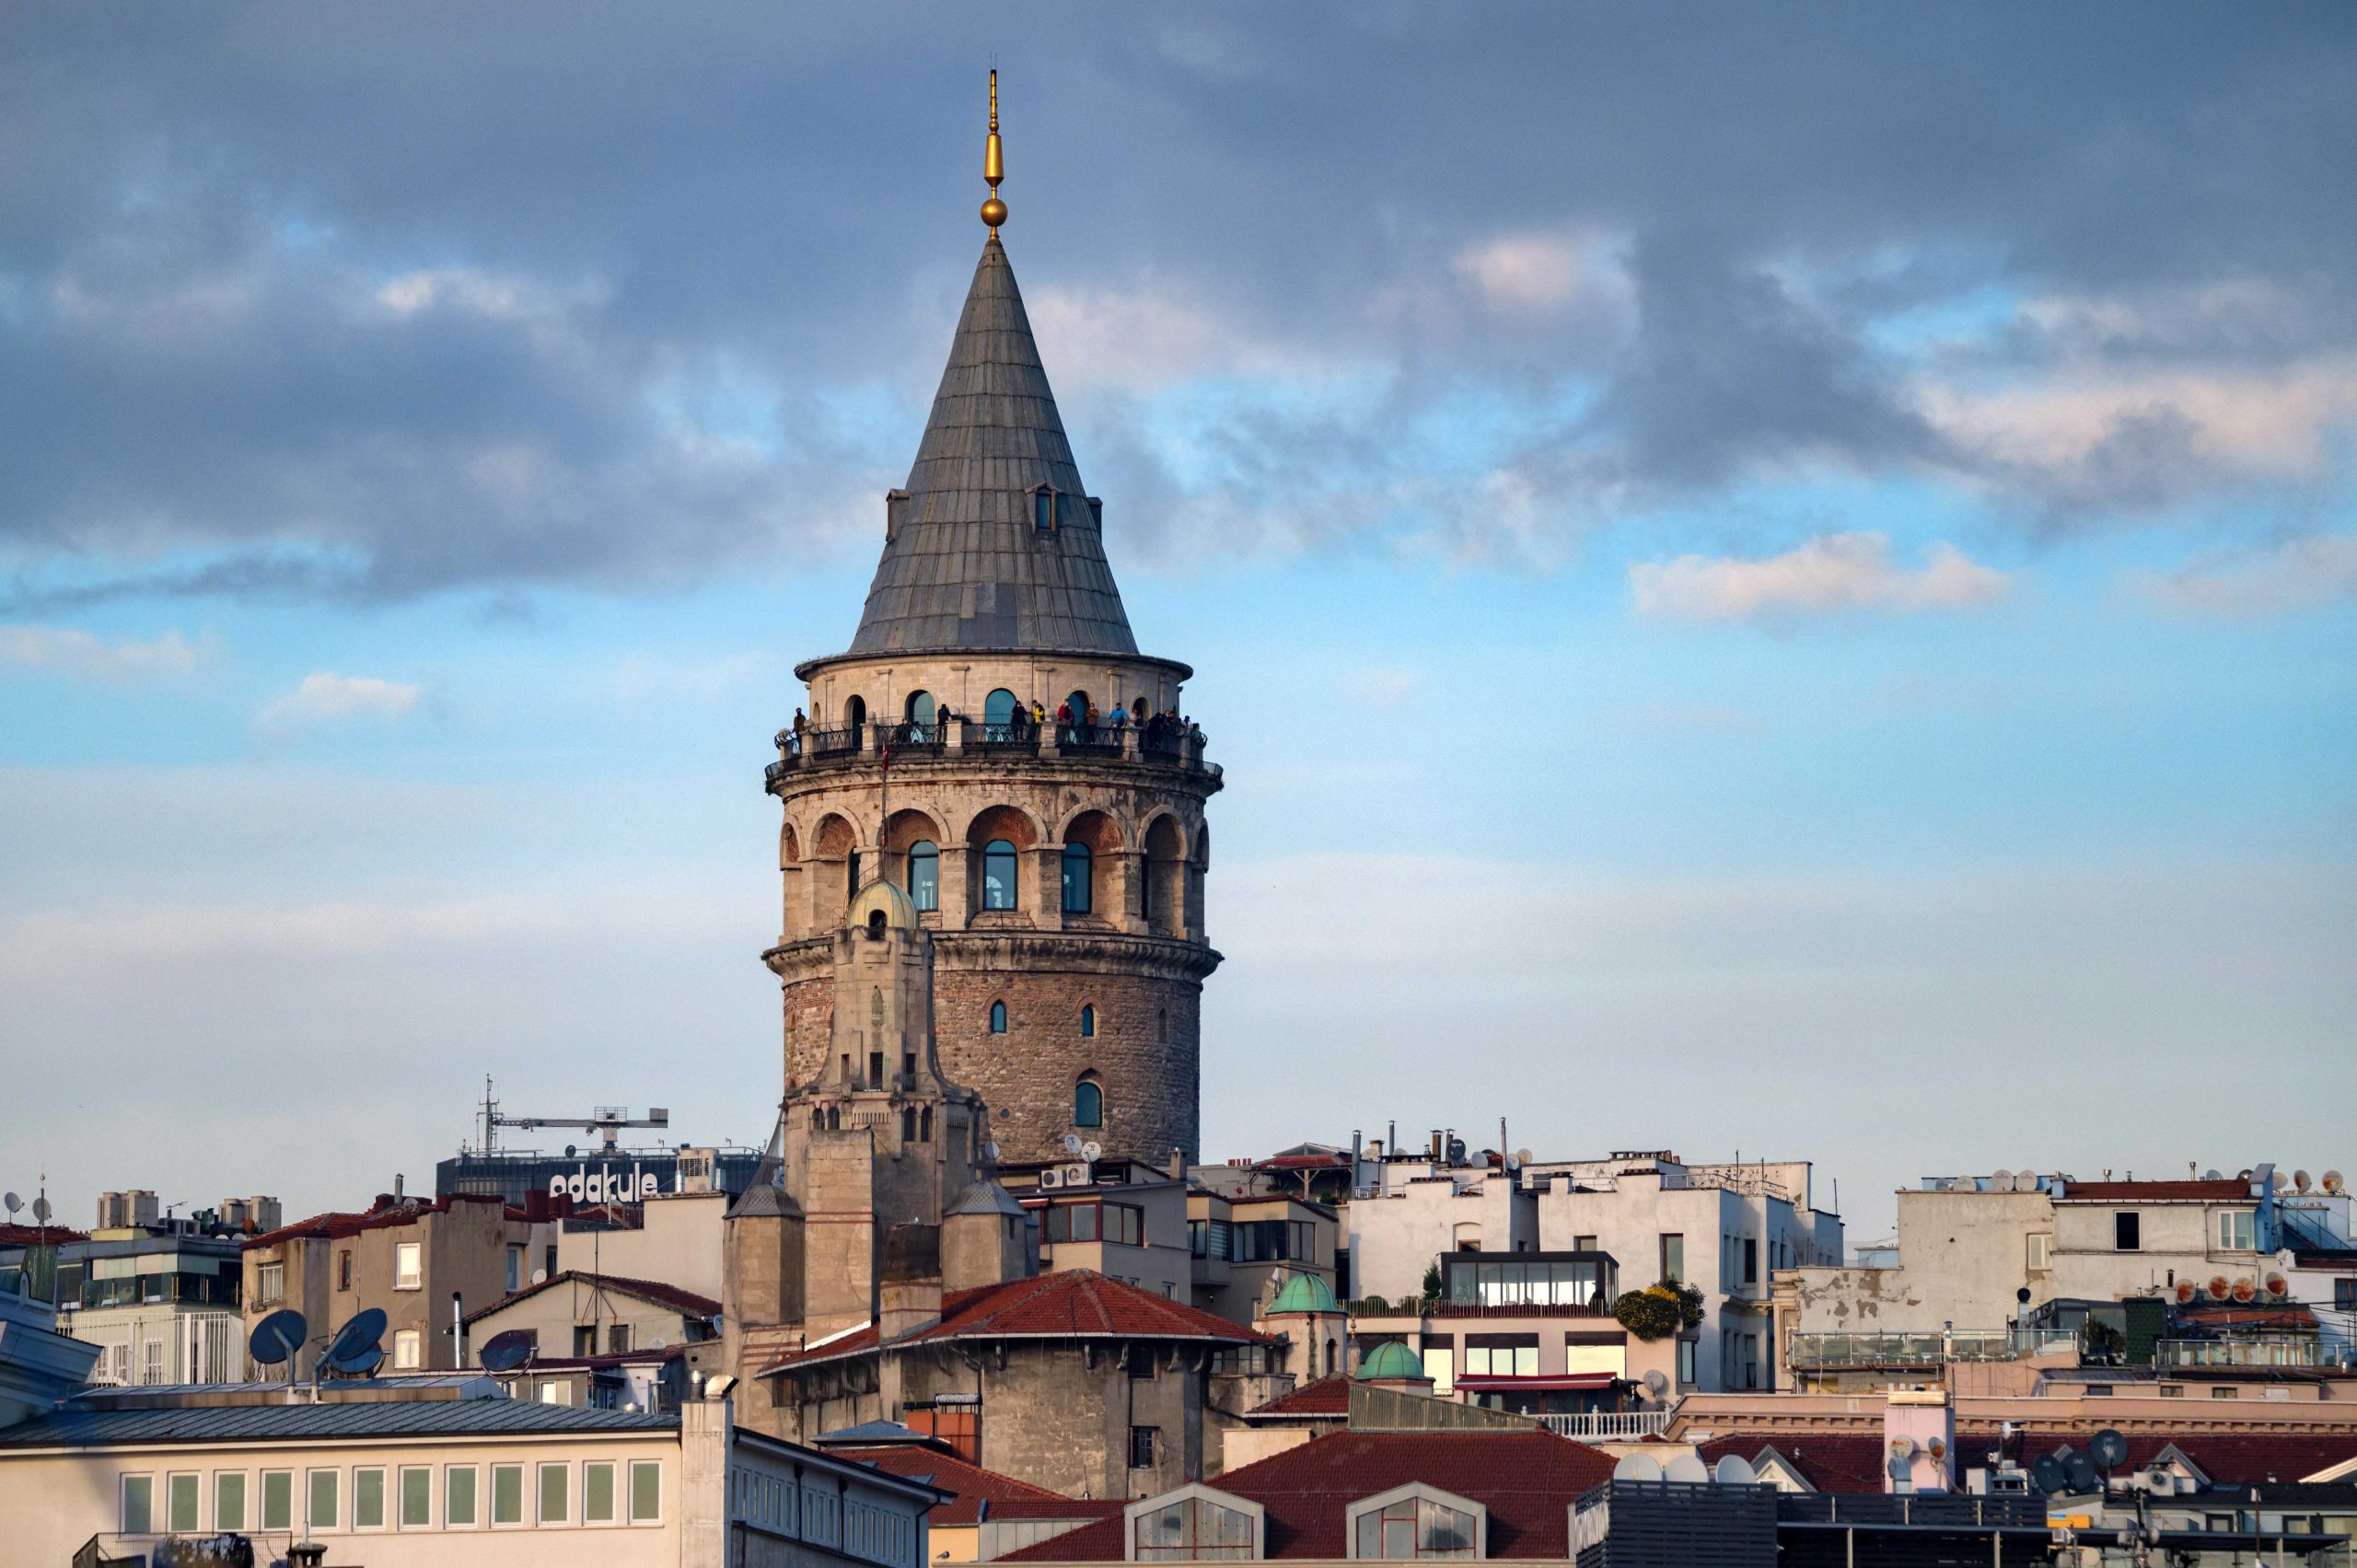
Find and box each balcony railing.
[766,717,1214,786]
[1787,1329,2043,1368]
[2156,1335,2326,1368]
[1541,1409,1672,1440]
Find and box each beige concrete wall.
[0,1429,680,1566]
[469,1278,707,1362]
[2053,1198,2259,1299]
[558,1193,727,1302]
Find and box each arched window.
[989,1001,1007,1034]
[846,850,861,900]
[984,688,1018,741]
[1080,1005,1097,1039]
[907,841,939,912]
[905,690,936,740]
[1074,1076,1103,1127]
[844,694,866,730]
[981,840,1018,910]
[1062,842,1092,913]
[865,908,887,939]
[1062,690,1092,743]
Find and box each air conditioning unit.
[1037,1168,1064,1191]
[1062,1163,1092,1187]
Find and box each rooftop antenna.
[249,1308,308,1380]
[981,70,1007,231]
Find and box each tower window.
[982,840,1018,910]
[1034,488,1053,532]
[902,1107,917,1141]
[1075,1076,1104,1128]
[989,1001,1007,1034]
[1062,842,1093,913]
[984,688,1019,739]
[846,851,861,900]
[908,841,939,912]
[1080,1004,1097,1038]
[1158,1008,1168,1044]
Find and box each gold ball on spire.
[981,194,1007,228]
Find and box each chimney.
[878,1224,943,1342]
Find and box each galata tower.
[764,76,1220,1167]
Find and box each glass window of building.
[445,1466,477,1527]
[168,1473,200,1533]
[354,1467,386,1529]
[394,1241,422,1290]
[539,1462,569,1525]
[2115,1213,2142,1251]
[982,840,1018,909]
[1080,1003,1096,1037]
[215,1471,248,1532]
[1353,1494,1479,1560]
[401,1467,431,1527]
[261,1471,293,1531]
[308,1469,339,1530]
[585,1461,616,1524]
[1659,1233,1683,1283]
[629,1461,662,1523]
[984,688,1019,736]
[1062,842,1092,912]
[1074,1077,1104,1127]
[121,1476,153,1535]
[2217,1210,2255,1250]
[989,1000,1007,1033]
[1131,1493,1257,1562]
[492,1464,524,1526]
[908,841,939,912]
[906,691,935,738]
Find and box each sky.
[2,4,2352,1244]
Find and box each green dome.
[1356,1341,1426,1382]
[1269,1272,1341,1317]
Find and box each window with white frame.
[585,1460,617,1524]
[307,1468,340,1530]
[394,1330,422,1369]
[2026,1232,2053,1271]
[1347,1483,1484,1561]
[492,1463,525,1526]
[166,1472,200,1533]
[1129,1484,1260,1561]
[2216,1210,2256,1251]
[630,1460,661,1524]
[445,1465,478,1527]
[538,1461,570,1525]
[121,1474,155,1535]
[354,1466,386,1529]
[261,1470,293,1531]
[215,1470,248,1533]
[399,1466,431,1528]
[394,1240,423,1289]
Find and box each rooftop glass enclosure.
[1443,1251,1618,1310]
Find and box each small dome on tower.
[1268,1272,1341,1317]
[1355,1341,1425,1382]
[846,877,920,933]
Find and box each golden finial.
[981,70,1007,231]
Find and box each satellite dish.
[249,1308,308,1369]
[2063,1452,2099,1493]
[479,1329,536,1374]
[2208,1275,2232,1300]
[565,1144,577,1157]
[1612,1454,1663,1483]
[531,1268,548,1285]
[323,1307,388,1375]
[2265,1273,2287,1297]
[30,1197,51,1224]
[1663,1455,1710,1484]
[2031,1455,2066,1494]
[2273,1170,2290,1192]
[1080,1141,1103,1163]
[2175,1281,2196,1305]
[2231,1277,2256,1303]
[2,1193,18,1218]
[650,1335,668,1350]
[1642,1368,1669,1397]
[2325,1170,2345,1195]
[1713,1455,1758,1486]
[1062,1133,1084,1156]
[2203,1169,2222,1181]
[2090,1429,2130,1469]
[1889,1435,1916,1459]
[1927,1437,1948,1461]
[985,1142,1002,1162]
[2294,1170,2312,1192]
[1991,1169,2014,1191]
[1515,1147,1534,1167]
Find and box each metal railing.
[1540,1409,1673,1440]
[873,720,946,756]
[2156,1335,2327,1367]
[1787,1329,2041,1368]
[766,719,1213,785]
[961,717,1039,752]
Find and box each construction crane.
[477,1077,668,1154]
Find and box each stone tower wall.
[770,651,1218,1167]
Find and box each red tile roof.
[1704,1430,2357,1493]
[1003,1429,1616,1561]
[761,1271,1271,1376]
[2056,1180,2249,1202]
[1247,1376,1351,1421]
[246,1191,519,1249]
[0,1224,90,1247]
[833,1446,1118,1527]
[461,1270,722,1327]
[1700,1433,1888,1493]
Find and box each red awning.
[1453,1373,1620,1391]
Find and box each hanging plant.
[1613,1280,1706,1341]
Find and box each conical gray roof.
[843,234,1138,658]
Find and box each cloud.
[1453,229,1627,317]
[0,623,203,679]
[255,671,424,731]
[2127,534,2357,618]
[1630,531,2012,623]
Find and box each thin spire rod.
[981,70,1007,231]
